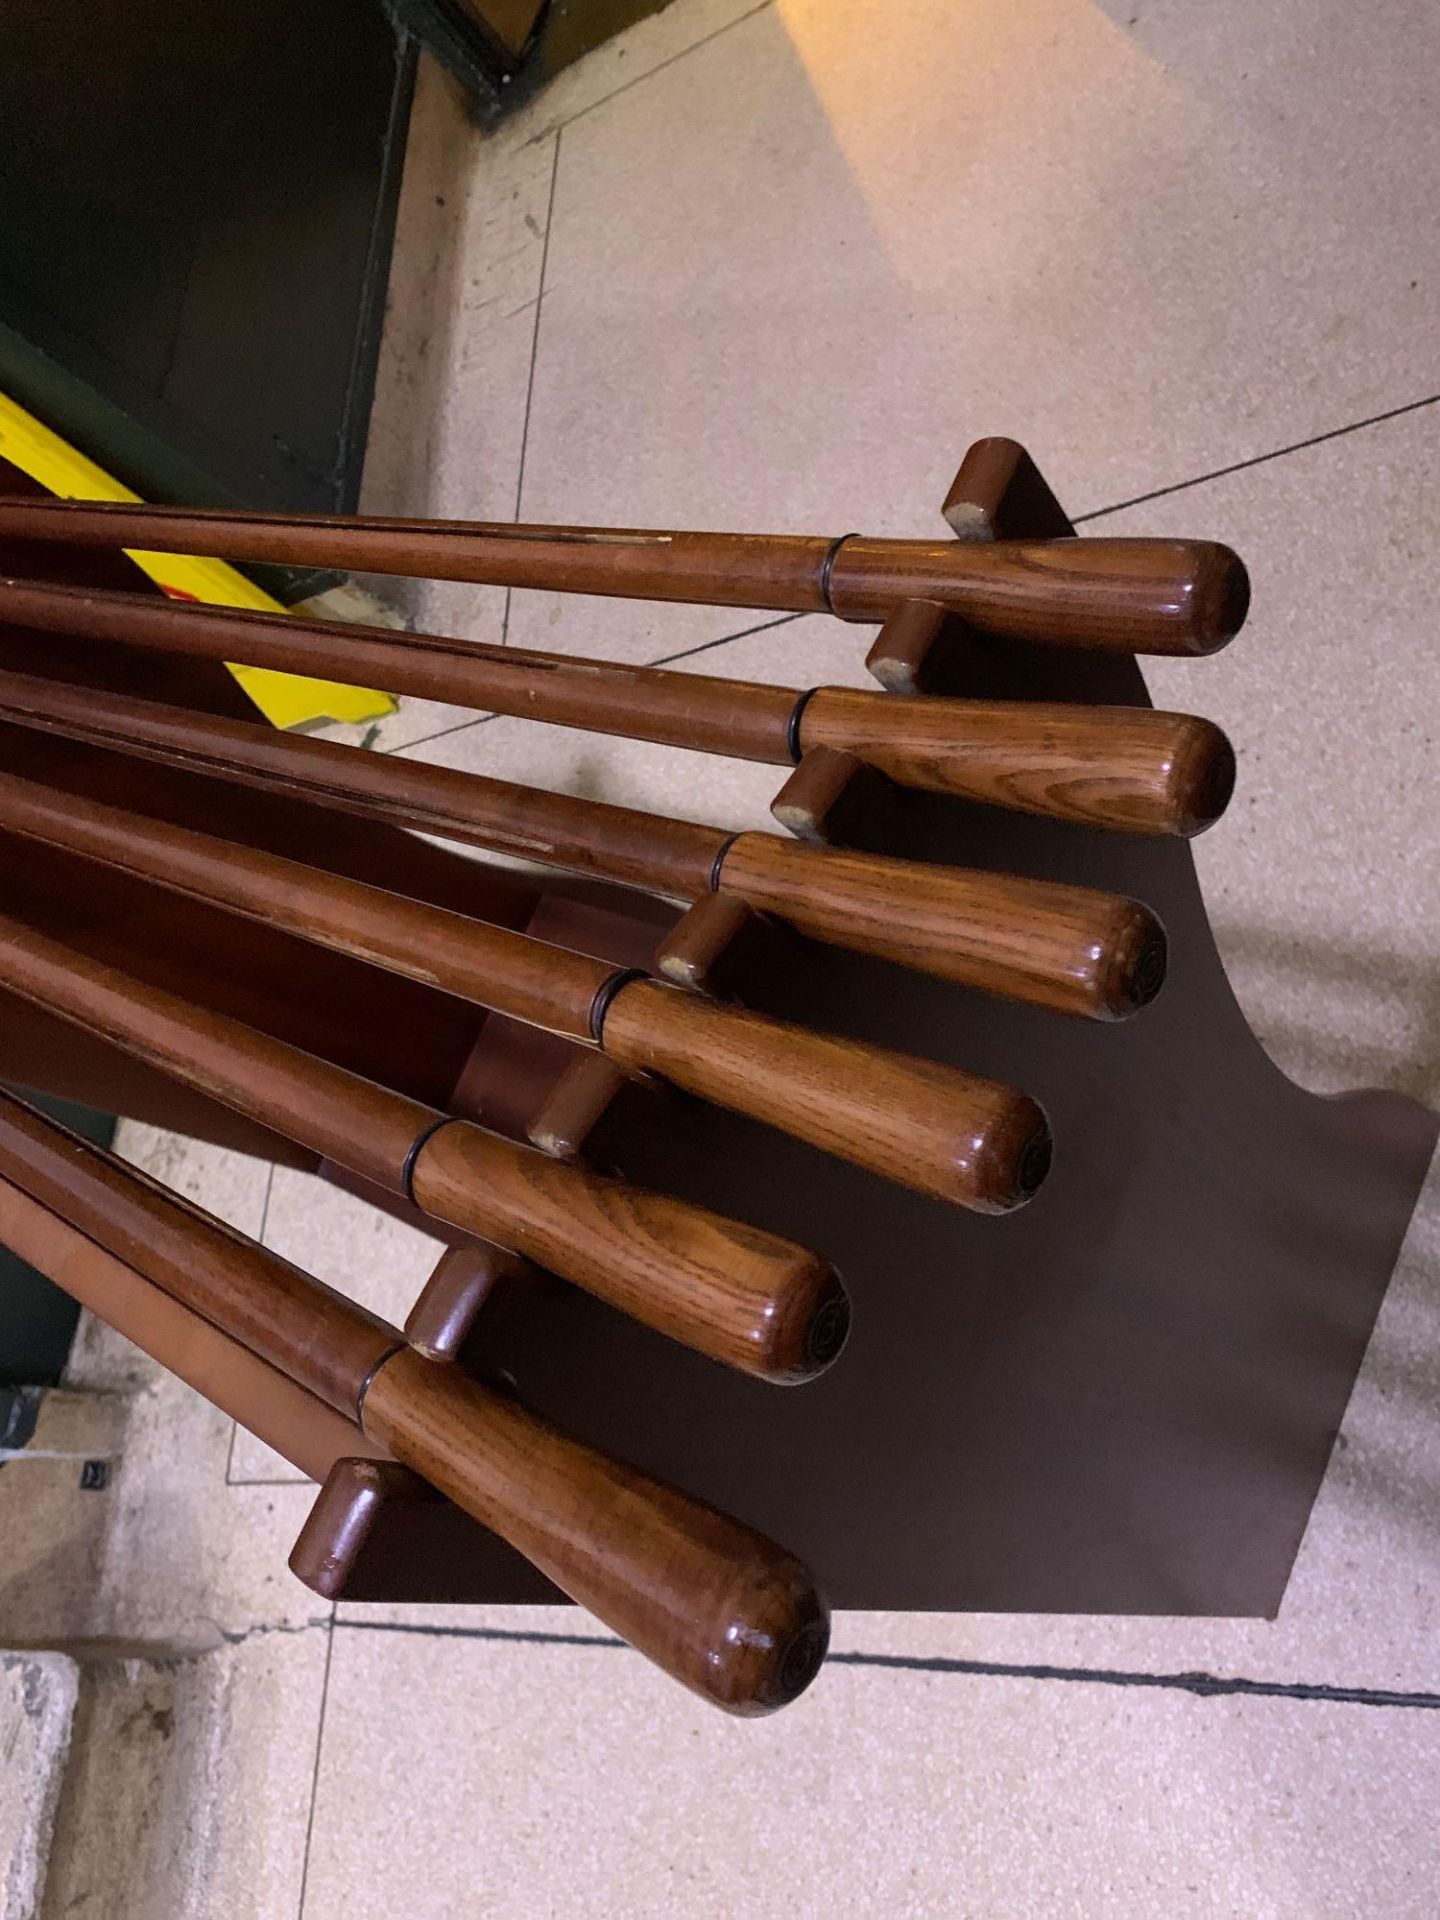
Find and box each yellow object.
[0,391,395,731]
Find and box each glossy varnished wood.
[361,1346,830,1714]
[0,580,1237,835]
[800,688,1236,836]
[718,835,1167,1019]
[411,438,1432,1618]
[404,1243,537,1361]
[0,1095,828,1712]
[0,912,846,1383]
[0,498,1248,651]
[0,761,617,1040]
[0,1171,388,1481]
[409,1123,848,1382]
[0,765,1051,1207]
[0,1090,394,1412]
[600,978,1052,1213]
[0,668,1166,1015]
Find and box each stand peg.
[654,892,777,997]
[770,746,894,846]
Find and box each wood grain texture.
[0,1171,386,1483]
[0,912,845,1383]
[0,663,727,900]
[0,763,616,1042]
[0,584,1235,834]
[0,1089,394,1413]
[0,668,1168,1012]
[0,1094,828,1712]
[600,978,1052,1213]
[0,576,802,762]
[362,1346,830,1715]
[0,763,1051,1204]
[718,834,1167,1020]
[0,499,1248,652]
[801,689,1237,836]
[410,1122,849,1382]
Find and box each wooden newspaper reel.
[292,440,1436,1614]
[0,441,1432,1645]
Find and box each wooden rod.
[0,497,1248,651]
[0,578,1237,834]
[0,1093,828,1713]
[0,1172,385,1483]
[0,667,1167,1018]
[0,767,1048,1208]
[0,912,847,1382]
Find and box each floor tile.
[508,0,775,141]
[331,1146,1436,1690]
[40,1629,330,1920]
[227,1425,310,1487]
[86,1374,326,1643]
[0,1653,78,1920]
[109,1120,272,1235]
[506,0,1440,666]
[262,1165,446,1333]
[347,56,563,753]
[303,1625,1440,1919]
[1100,401,1440,1107]
[0,1451,111,1645]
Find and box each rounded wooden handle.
[600,979,1050,1211]
[410,1123,849,1383]
[801,693,1236,835]
[362,1347,830,1714]
[718,835,1166,1019]
[832,537,1251,652]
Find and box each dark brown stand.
[3,444,1434,1616]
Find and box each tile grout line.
[380,614,814,764]
[295,1604,338,1920]
[332,1619,1440,1712]
[650,610,807,666]
[500,125,564,651]
[542,0,778,138]
[1073,390,1440,522]
[225,1164,276,1488]
[382,612,809,758]
[370,378,1440,760]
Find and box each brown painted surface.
[0,762,616,1040]
[0,1091,393,1412]
[0,1173,386,1480]
[0,758,1054,1206]
[2,439,1432,1625]
[347,440,1433,1615]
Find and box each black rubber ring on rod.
[818,532,858,614]
[354,1340,408,1425]
[707,831,742,892]
[589,966,648,1045]
[785,686,821,764]
[400,1114,463,1203]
